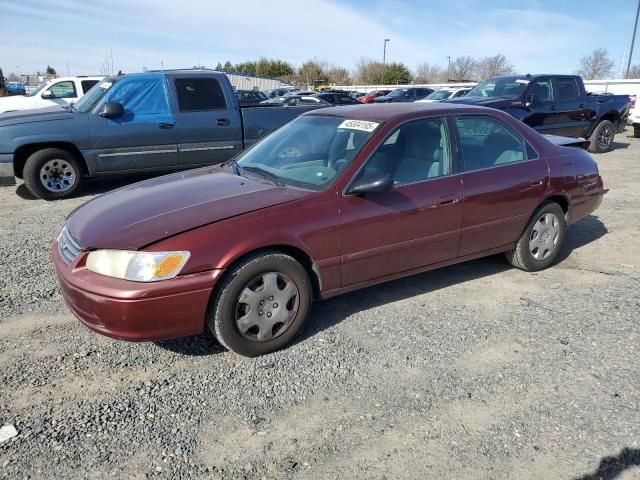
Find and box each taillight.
[580,140,591,150]
[630,96,636,108]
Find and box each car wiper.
[225,158,240,176]
[241,166,285,186]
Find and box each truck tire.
[634,126,640,138]
[588,120,615,153]
[23,148,83,200]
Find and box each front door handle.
[439,196,460,206]
[217,118,230,126]
[530,178,544,186]
[159,123,175,129]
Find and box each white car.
[0,76,104,113]
[416,87,471,103]
[627,96,640,137]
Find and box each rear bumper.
[52,240,223,341]
[0,154,16,186]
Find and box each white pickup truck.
[0,76,104,113]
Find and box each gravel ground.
[1,136,639,480]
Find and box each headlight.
[86,250,190,282]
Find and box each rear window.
[81,80,100,94]
[175,77,227,112]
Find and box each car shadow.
[611,141,630,149]
[575,448,640,480]
[14,172,163,201]
[155,215,608,356]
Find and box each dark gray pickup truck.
[0,70,321,199]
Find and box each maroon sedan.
[358,89,392,104]
[52,103,606,357]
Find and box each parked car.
[235,89,268,106]
[446,74,629,153]
[283,96,331,106]
[374,87,434,103]
[357,90,391,104]
[349,91,366,99]
[264,88,297,99]
[417,87,471,103]
[0,76,103,113]
[52,103,606,357]
[627,95,639,137]
[314,92,359,105]
[0,70,324,198]
[3,82,26,96]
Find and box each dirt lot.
[1,134,639,480]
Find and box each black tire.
[207,251,312,357]
[588,120,615,153]
[634,126,640,138]
[23,148,82,200]
[505,202,566,272]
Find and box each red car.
[52,103,606,357]
[358,89,392,104]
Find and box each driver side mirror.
[525,94,541,107]
[41,91,54,99]
[99,102,124,118]
[348,172,394,195]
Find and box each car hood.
[445,96,515,108]
[66,167,314,250]
[0,106,72,126]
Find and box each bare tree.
[325,66,351,85]
[627,65,640,78]
[476,54,514,80]
[298,59,328,87]
[450,56,477,81]
[353,57,386,84]
[577,48,614,80]
[414,62,446,83]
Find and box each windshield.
[235,115,379,190]
[426,90,452,100]
[26,83,47,97]
[388,89,408,97]
[466,77,529,99]
[74,79,117,112]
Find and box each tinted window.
[175,78,226,112]
[556,77,580,101]
[528,78,554,102]
[102,76,172,123]
[526,143,539,160]
[81,80,100,94]
[49,81,76,98]
[362,118,451,185]
[456,116,526,171]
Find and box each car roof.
[305,102,493,122]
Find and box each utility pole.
[447,56,451,82]
[161,61,164,72]
[382,38,390,85]
[626,0,640,78]
[67,61,70,76]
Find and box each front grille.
[58,226,83,265]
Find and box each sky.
[1,0,638,78]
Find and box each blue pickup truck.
[0,70,321,199]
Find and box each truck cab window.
[529,79,554,102]
[556,78,580,102]
[175,78,227,112]
[81,80,100,94]
[49,81,77,98]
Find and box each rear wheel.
[634,125,640,138]
[588,120,615,153]
[23,148,82,200]
[207,252,312,357]
[505,202,566,272]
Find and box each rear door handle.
[217,118,230,126]
[439,196,460,206]
[159,123,175,129]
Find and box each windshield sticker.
[515,79,530,85]
[99,82,112,89]
[338,119,380,132]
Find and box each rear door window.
[49,81,77,98]
[81,80,100,94]
[175,77,227,112]
[555,77,581,102]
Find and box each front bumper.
[52,240,223,341]
[0,154,16,186]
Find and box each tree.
[353,58,386,84]
[255,58,294,78]
[577,48,614,80]
[7,72,19,82]
[223,61,233,71]
[383,62,412,84]
[215,62,223,71]
[475,54,514,80]
[628,65,640,78]
[46,65,57,76]
[0,67,4,89]
[298,59,327,86]
[414,62,446,83]
[235,61,257,76]
[450,56,477,81]
[325,66,351,85]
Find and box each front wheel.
[634,125,640,138]
[588,120,615,153]
[23,148,82,200]
[207,252,312,357]
[505,203,566,272]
